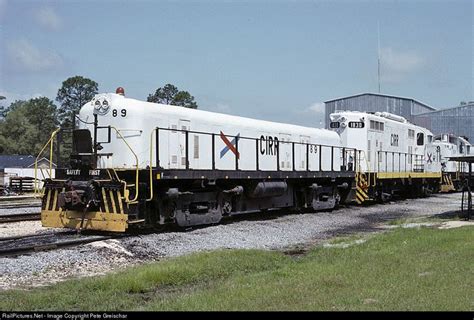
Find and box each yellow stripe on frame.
[102,188,110,213]
[51,189,58,211]
[117,191,124,214]
[109,190,117,213]
[377,172,441,179]
[358,191,368,199]
[41,210,128,233]
[44,189,51,211]
[356,192,365,202]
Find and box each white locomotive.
[329,111,434,172]
[425,134,472,190]
[39,90,354,232]
[37,90,447,232]
[329,111,441,202]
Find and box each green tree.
[147,84,198,109]
[0,96,6,118]
[0,98,58,156]
[56,76,99,127]
[172,91,198,109]
[0,96,4,153]
[56,76,99,166]
[147,84,179,104]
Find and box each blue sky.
[0,0,472,127]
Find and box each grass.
[1,226,472,311]
[387,216,447,226]
[326,233,368,244]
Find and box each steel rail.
[0,213,41,223]
[0,234,117,257]
[0,203,41,209]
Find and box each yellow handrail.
[147,129,155,201]
[356,150,370,174]
[34,128,60,195]
[355,150,375,187]
[109,126,139,203]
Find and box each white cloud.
[380,47,425,83]
[34,7,61,31]
[292,102,326,127]
[306,102,325,115]
[7,38,64,72]
[0,89,43,105]
[0,81,59,105]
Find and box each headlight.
[93,99,110,115]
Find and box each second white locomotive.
[329,111,441,202]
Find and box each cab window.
[417,133,424,146]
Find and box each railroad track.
[0,202,41,209]
[0,231,118,257]
[0,212,41,223]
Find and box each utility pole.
[377,21,381,93]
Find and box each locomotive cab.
[70,129,95,170]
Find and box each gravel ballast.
[0,193,464,290]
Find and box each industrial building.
[413,102,474,142]
[324,93,436,128]
[324,93,474,143]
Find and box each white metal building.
[324,93,436,129]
